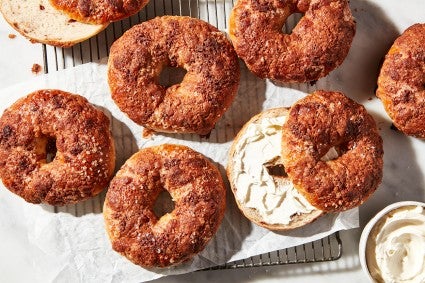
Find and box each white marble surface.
[0,0,424,282]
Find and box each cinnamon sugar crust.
[229,0,355,83]
[376,23,425,138]
[49,0,149,24]
[0,89,115,205]
[281,91,383,211]
[103,144,226,267]
[108,16,240,135]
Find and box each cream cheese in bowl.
[360,201,425,283]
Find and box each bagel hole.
[159,66,187,88]
[45,137,57,163]
[320,147,339,162]
[153,190,175,218]
[282,13,304,34]
[266,164,288,177]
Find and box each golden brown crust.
[108,16,240,135]
[227,108,324,230]
[229,0,355,83]
[376,23,425,138]
[281,91,383,212]
[49,0,149,24]
[103,144,226,268]
[0,89,115,206]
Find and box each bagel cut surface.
[227,108,324,230]
[1,0,107,47]
[49,0,150,24]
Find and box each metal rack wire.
[205,232,342,270]
[42,0,235,72]
[41,0,343,269]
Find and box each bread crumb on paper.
[8,34,16,39]
[142,128,155,139]
[31,63,42,74]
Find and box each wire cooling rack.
[205,232,342,270]
[41,0,342,268]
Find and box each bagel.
[0,0,107,47]
[0,89,115,205]
[103,144,226,267]
[281,91,383,212]
[229,0,356,83]
[108,16,240,135]
[227,108,324,230]
[376,23,425,138]
[49,0,150,24]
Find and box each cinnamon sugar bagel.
[0,89,115,205]
[227,108,324,231]
[229,0,356,83]
[103,144,226,267]
[281,91,383,211]
[108,16,240,135]
[0,0,107,47]
[376,23,425,138]
[49,0,149,24]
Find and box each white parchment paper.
[0,60,358,282]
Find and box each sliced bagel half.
[227,108,324,231]
[1,0,107,47]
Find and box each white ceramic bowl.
[359,201,425,282]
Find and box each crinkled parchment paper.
[0,60,358,282]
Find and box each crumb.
[39,4,45,10]
[390,124,399,132]
[309,80,317,86]
[31,63,42,74]
[68,19,77,23]
[354,8,358,12]
[142,128,155,138]
[368,97,373,101]
[8,34,16,39]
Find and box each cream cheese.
[367,205,425,283]
[232,114,317,225]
